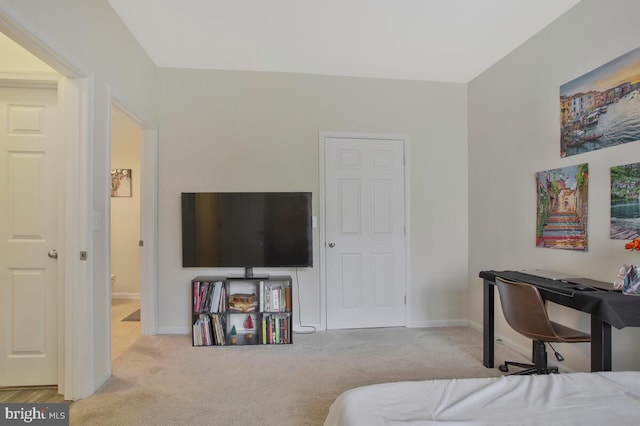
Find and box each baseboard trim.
[165,321,470,335]
[468,320,530,356]
[111,293,140,300]
[158,326,191,335]
[407,319,469,328]
[92,372,110,398]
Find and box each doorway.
[320,133,409,330]
[0,24,93,400]
[0,31,61,389]
[0,84,59,386]
[110,105,142,360]
[1,13,157,399]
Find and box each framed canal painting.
[560,46,640,158]
[536,164,588,251]
[611,162,640,240]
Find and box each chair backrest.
[495,277,559,341]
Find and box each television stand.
[243,267,269,279]
[191,274,293,346]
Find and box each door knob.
[48,249,58,259]
[328,242,336,248]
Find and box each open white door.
[0,85,59,386]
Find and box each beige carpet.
[70,327,527,426]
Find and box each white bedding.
[324,372,640,425]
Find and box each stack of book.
[192,280,227,346]
[229,293,257,312]
[259,282,292,313]
[192,280,226,314]
[261,313,291,344]
[192,314,211,346]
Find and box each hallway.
[111,298,141,360]
[0,299,140,403]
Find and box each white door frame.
[139,128,158,336]
[318,132,412,330]
[0,9,92,400]
[107,92,159,341]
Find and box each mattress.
[324,371,640,425]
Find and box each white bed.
[324,371,640,425]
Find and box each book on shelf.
[279,314,291,344]
[193,281,199,313]
[210,281,223,313]
[204,282,215,313]
[212,315,218,345]
[259,281,265,312]
[205,316,212,345]
[280,316,288,344]
[272,288,280,312]
[285,287,292,312]
[199,282,208,312]
[262,316,267,344]
[192,323,198,346]
[219,314,227,345]
[219,286,226,313]
[282,316,291,343]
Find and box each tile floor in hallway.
[111,298,141,361]
[1,299,141,403]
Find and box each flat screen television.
[181,192,312,276]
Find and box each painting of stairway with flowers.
[536,164,589,251]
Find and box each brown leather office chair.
[495,277,591,375]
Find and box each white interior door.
[0,86,58,386]
[324,135,406,329]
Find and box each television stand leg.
[243,267,269,279]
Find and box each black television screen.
[181,192,313,269]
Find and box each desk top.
[480,270,640,329]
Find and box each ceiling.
[107,0,581,83]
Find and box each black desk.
[480,270,640,372]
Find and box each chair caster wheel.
[499,364,509,372]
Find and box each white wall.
[469,0,640,371]
[110,107,141,298]
[0,0,156,390]
[156,68,469,332]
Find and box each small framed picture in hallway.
[535,164,589,251]
[111,168,132,197]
